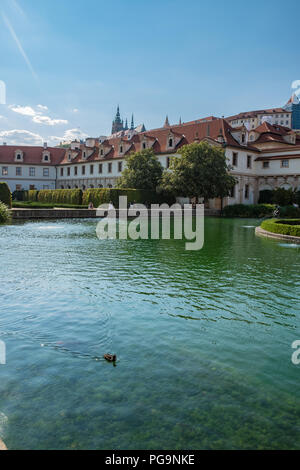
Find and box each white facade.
[0,164,56,192]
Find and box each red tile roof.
[0,145,65,165]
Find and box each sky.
[0,0,300,146]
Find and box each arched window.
[169,138,173,147]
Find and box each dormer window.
[42,151,51,163]
[83,151,86,159]
[100,149,104,156]
[68,153,71,162]
[168,138,173,147]
[142,142,146,149]
[120,146,123,154]
[14,150,23,162]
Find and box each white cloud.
[9,104,68,126]
[9,105,37,117]
[0,129,44,145]
[32,115,68,126]
[72,108,79,113]
[50,128,89,144]
[37,104,48,111]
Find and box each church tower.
[112,106,124,134]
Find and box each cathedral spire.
[164,115,170,128]
[130,114,135,130]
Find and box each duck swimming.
[104,354,117,363]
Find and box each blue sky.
[0,0,300,146]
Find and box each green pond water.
[0,217,299,450]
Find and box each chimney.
[43,142,47,149]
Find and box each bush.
[0,182,12,208]
[258,190,274,204]
[37,189,83,205]
[223,204,275,218]
[273,188,294,206]
[82,188,175,207]
[26,190,39,202]
[278,205,300,218]
[261,219,300,237]
[0,202,11,224]
[12,189,27,201]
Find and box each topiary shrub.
[261,219,300,237]
[0,182,12,208]
[223,204,275,218]
[26,190,39,202]
[0,201,11,224]
[82,188,175,208]
[37,189,83,205]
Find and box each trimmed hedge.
[22,187,175,208]
[261,219,300,237]
[27,190,39,202]
[0,201,11,224]
[223,204,275,218]
[0,182,12,208]
[37,189,83,205]
[82,188,175,207]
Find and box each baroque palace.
[1,99,300,209]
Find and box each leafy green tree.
[161,141,236,200]
[116,149,163,190]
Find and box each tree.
[160,142,236,200]
[116,149,163,190]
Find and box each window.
[247,155,252,169]
[108,163,112,173]
[29,185,35,190]
[60,168,64,176]
[99,164,103,174]
[16,184,22,191]
[118,162,122,172]
[16,154,22,161]
[68,153,71,162]
[100,149,104,156]
[241,134,245,144]
[74,166,78,176]
[142,142,146,149]
[83,151,86,159]
[90,165,94,175]
[263,161,269,168]
[281,160,289,168]
[120,146,123,154]
[2,167,8,176]
[16,167,22,176]
[44,155,49,162]
[29,167,35,177]
[82,166,85,175]
[67,168,70,176]
[43,168,49,177]
[232,152,238,166]
[169,138,173,147]
[230,185,235,198]
[166,157,170,168]
[244,184,249,199]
